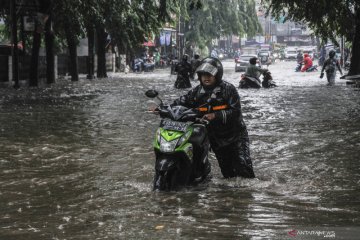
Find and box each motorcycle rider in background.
[244,57,267,81]
[172,57,255,178]
[301,53,313,72]
[296,50,303,71]
[190,54,202,80]
[174,54,192,89]
[211,48,218,59]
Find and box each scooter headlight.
[159,137,178,153]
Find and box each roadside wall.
[0,53,116,83]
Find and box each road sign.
[23,16,35,32]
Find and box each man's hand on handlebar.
[202,113,215,121]
[148,106,159,114]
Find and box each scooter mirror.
[145,90,159,98]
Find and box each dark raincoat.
[173,80,255,178]
[174,60,192,88]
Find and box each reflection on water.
[1,62,359,239]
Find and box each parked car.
[235,54,259,72]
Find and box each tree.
[78,0,101,79]
[103,0,179,66]
[1,0,192,86]
[53,0,83,82]
[29,0,53,87]
[261,0,360,76]
[45,1,55,84]
[183,0,262,54]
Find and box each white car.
[285,49,298,60]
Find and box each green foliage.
[0,22,8,43]
[185,0,261,48]
[1,0,260,54]
[51,0,179,53]
[53,0,84,47]
[51,0,261,52]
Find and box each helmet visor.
[196,62,218,76]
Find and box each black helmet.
[329,50,336,58]
[249,57,257,65]
[196,57,223,81]
[182,54,189,61]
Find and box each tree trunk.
[96,26,107,78]
[64,21,79,81]
[349,7,360,76]
[20,16,26,54]
[45,14,55,84]
[29,26,41,87]
[87,25,95,79]
[10,0,19,88]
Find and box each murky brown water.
[1,60,359,239]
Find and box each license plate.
[160,119,189,132]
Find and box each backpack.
[325,59,337,73]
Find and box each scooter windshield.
[159,105,198,122]
[170,105,198,121]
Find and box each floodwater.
[0,60,359,239]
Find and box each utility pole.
[341,36,345,68]
[268,13,271,44]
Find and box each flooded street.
[1,60,359,239]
